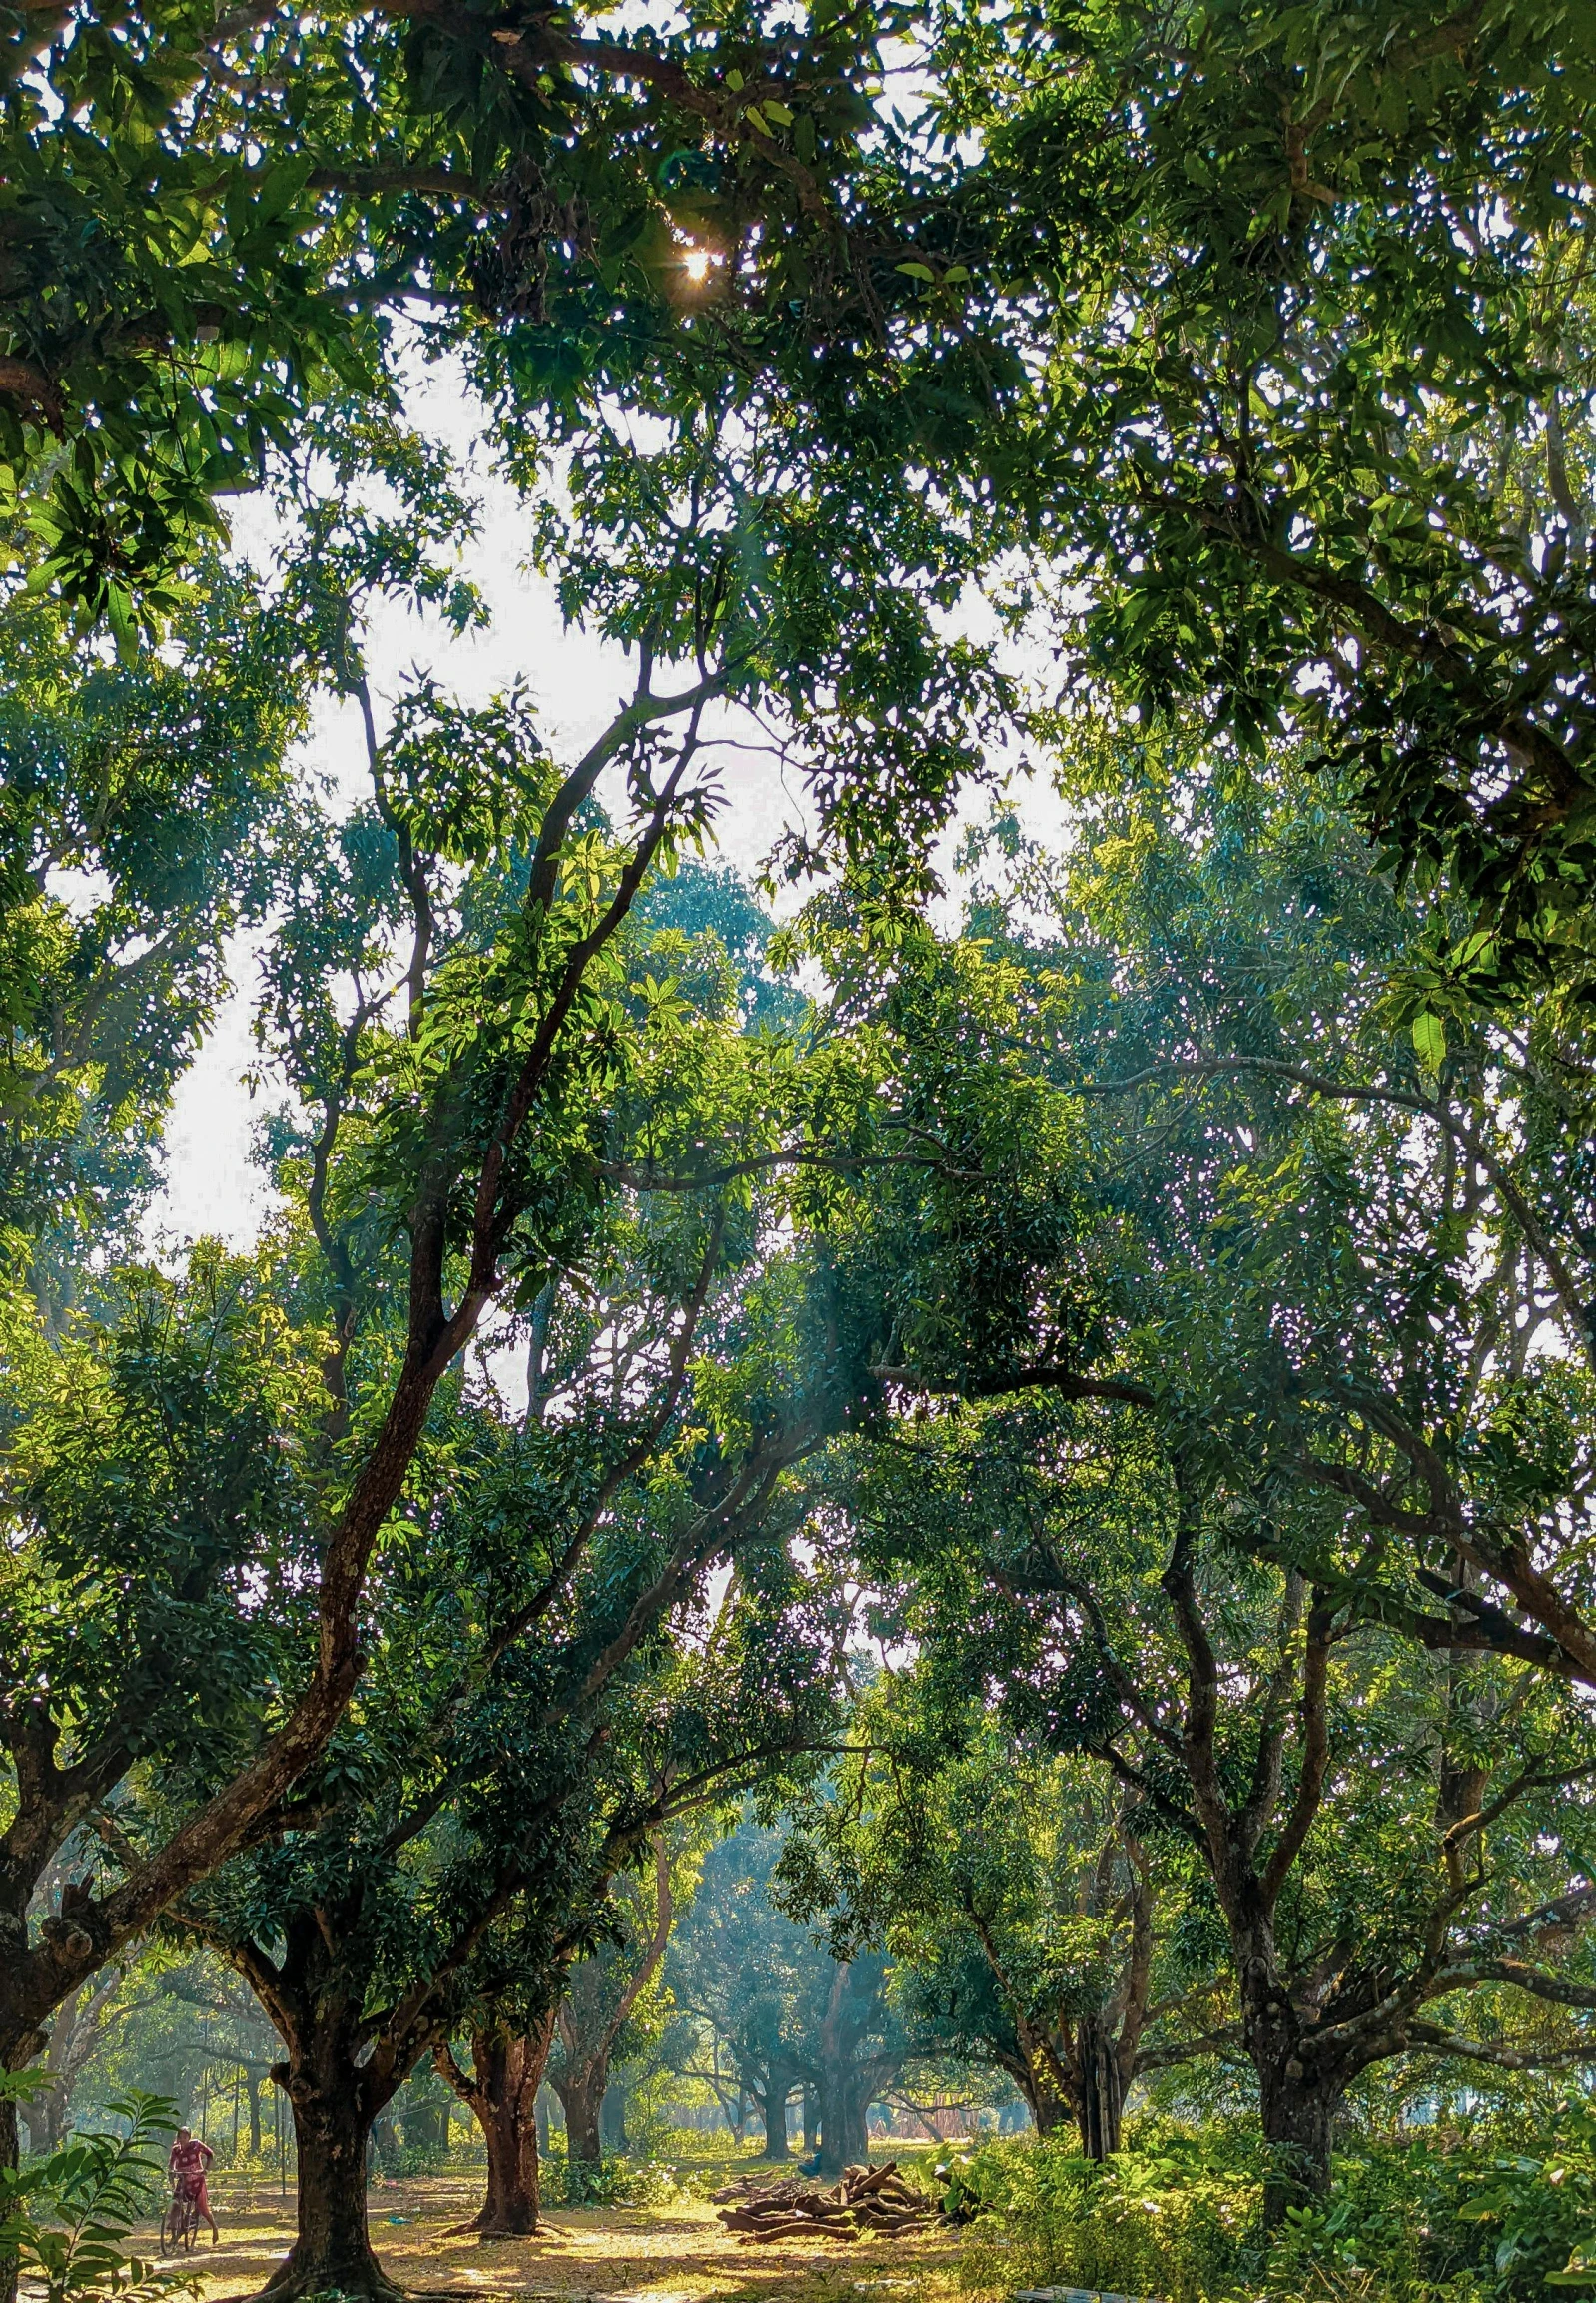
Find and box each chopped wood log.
[736,2218,862,2244]
[714,2157,945,2246]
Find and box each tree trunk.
[455,2024,553,2236]
[19,2086,67,2156]
[1256,2054,1339,2226]
[1075,2016,1123,2162]
[0,2087,17,2303]
[815,1966,871,2178]
[262,2033,397,2301]
[248,2069,262,2158]
[559,2061,606,2174]
[754,2059,797,2161]
[599,2080,628,2155]
[802,2087,819,2152]
[1027,2083,1074,2141]
[816,2073,868,2177]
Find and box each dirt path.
[153,2176,967,2303]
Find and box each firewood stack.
[713,2160,943,2244]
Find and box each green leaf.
[1411,1011,1446,1069]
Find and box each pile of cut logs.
[713,2160,942,2244]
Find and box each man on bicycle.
[168,2128,219,2245]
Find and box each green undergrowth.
[539,2135,704,2207]
[955,2103,1596,2303]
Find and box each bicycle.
[161,2183,203,2254]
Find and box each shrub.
[958,2124,1257,2303]
[956,2106,1596,2303]
[538,2136,682,2208]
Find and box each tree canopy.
[4,4,1596,2293]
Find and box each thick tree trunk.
[19,2085,67,2156]
[1074,2016,1123,2162]
[816,2074,868,2177]
[262,2035,396,2301]
[0,2086,18,2303]
[1011,2047,1075,2142]
[754,2059,797,2161]
[801,2087,819,2153]
[452,2024,553,2236]
[1012,2020,1078,2146]
[815,1966,872,2178]
[1255,2054,1339,2226]
[559,2061,606,2173]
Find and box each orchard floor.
[150,2173,967,2303]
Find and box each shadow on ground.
[147,2176,964,2303]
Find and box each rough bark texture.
[439,2018,556,2236]
[815,2071,869,2176]
[1074,2014,1125,2161]
[1256,2053,1339,2223]
[0,2091,16,2303]
[212,1904,447,2303]
[263,2039,396,2303]
[1023,2082,1074,2140]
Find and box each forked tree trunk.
[439,2019,555,2236]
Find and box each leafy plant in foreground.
[0,2079,186,2303]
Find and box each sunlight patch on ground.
[153,2177,966,2303]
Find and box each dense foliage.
[4,2,1596,2297]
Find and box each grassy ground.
[151,2161,970,2303]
